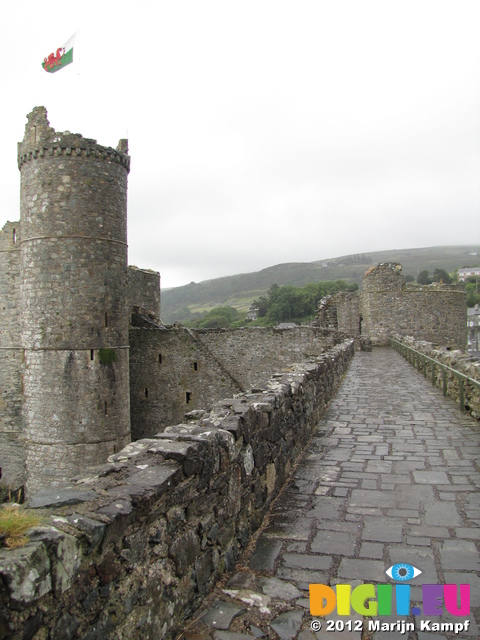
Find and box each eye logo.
[386,563,422,582]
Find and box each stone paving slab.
[179,348,480,640]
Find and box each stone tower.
[18,107,131,492]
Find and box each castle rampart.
[0,340,354,639]
[18,107,131,493]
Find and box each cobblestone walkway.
[179,348,480,640]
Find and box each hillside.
[161,245,480,323]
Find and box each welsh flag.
[42,33,76,73]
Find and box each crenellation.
[18,107,130,172]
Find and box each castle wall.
[18,107,131,493]
[129,325,335,438]
[0,221,24,493]
[129,327,242,440]
[360,263,466,349]
[0,340,354,640]
[193,326,335,390]
[127,266,161,321]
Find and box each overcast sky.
[1,1,479,288]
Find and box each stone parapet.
[393,335,480,419]
[0,340,354,639]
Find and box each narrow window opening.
[113,445,116,454]
[186,392,191,404]
[144,388,149,398]
[104,312,108,328]
[104,401,108,415]
[12,229,16,245]
[193,361,198,371]
[90,349,94,361]
[158,353,162,364]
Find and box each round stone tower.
[18,107,131,493]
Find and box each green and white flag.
[42,32,77,73]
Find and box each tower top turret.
[18,106,130,172]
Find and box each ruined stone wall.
[360,263,466,349]
[0,222,24,494]
[18,107,131,493]
[315,293,361,352]
[335,292,360,336]
[315,296,338,329]
[129,326,333,438]
[127,267,161,322]
[0,340,354,640]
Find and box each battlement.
[17,106,130,172]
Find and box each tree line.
[251,280,358,324]
[405,269,480,307]
[185,279,358,329]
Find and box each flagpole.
[75,30,80,76]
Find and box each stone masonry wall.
[18,107,131,494]
[129,327,243,440]
[193,326,335,390]
[129,326,336,438]
[0,340,354,640]
[332,292,360,337]
[360,263,466,349]
[127,267,161,322]
[0,222,24,494]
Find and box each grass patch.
[98,348,117,365]
[0,504,43,548]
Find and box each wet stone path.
[179,348,480,640]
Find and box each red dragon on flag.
[43,48,66,72]
[42,33,76,73]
